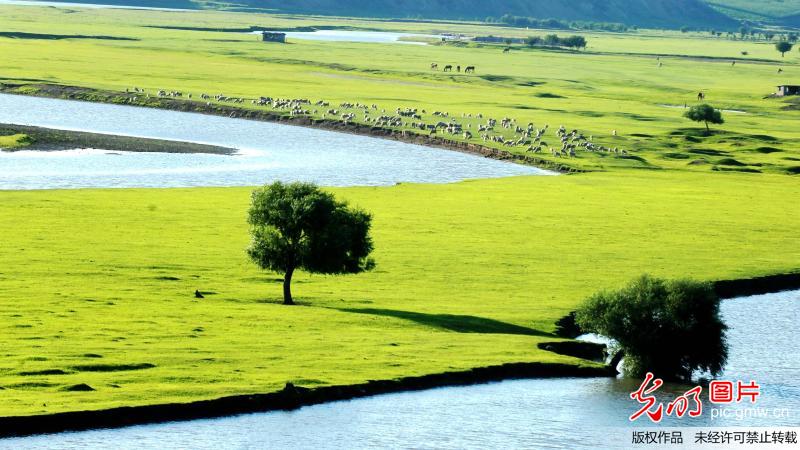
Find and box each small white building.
[776,85,800,96]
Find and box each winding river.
[0,0,189,10]
[2,290,797,449]
[0,94,548,189]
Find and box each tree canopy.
[776,41,794,57]
[247,181,375,305]
[683,104,724,131]
[576,275,728,381]
[526,34,587,49]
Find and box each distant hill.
[780,12,800,27]
[30,0,740,30]
[705,1,800,20]
[216,0,739,29]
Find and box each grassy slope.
[1,171,799,416]
[1,7,799,174]
[35,0,738,29]
[0,6,799,416]
[706,0,800,19]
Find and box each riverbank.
[714,272,800,299]
[0,83,580,173]
[0,362,611,437]
[6,291,797,449]
[0,123,237,154]
[3,271,799,437]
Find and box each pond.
[255,29,439,45]
[2,290,797,449]
[0,94,549,189]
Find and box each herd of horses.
[430,63,475,73]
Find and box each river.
[2,290,797,449]
[0,94,548,189]
[0,0,189,11]
[251,30,439,45]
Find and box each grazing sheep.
[124,85,627,169]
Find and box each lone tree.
[247,181,375,305]
[576,275,728,381]
[776,41,794,57]
[684,104,724,131]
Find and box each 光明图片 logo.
[629,372,760,423]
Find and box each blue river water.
[0,94,549,189]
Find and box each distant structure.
[776,85,800,97]
[440,33,469,42]
[260,31,286,43]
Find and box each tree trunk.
[705,121,709,131]
[609,350,625,373]
[283,267,295,305]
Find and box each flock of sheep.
[126,86,629,160]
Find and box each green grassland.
[0,133,31,150]
[2,172,799,416]
[1,6,800,174]
[1,5,800,417]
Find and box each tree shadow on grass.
[338,308,553,337]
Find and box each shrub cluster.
[576,275,728,381]
[525,34,587,49]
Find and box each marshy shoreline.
[0,123,237,155]
[0,83,580,173]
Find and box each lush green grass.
[0,133,31,150]
[1,6,799,174]
[1,171,799,415]
[1,5,800,417]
